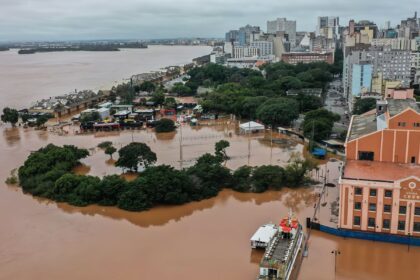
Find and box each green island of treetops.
[16,140,318,212]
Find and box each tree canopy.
[1,107,19,126]
[16,142,318,212]
[171,82,192,96]
[256,98,299,127]
[139,81,156,93]
[155,118,176,133]
[303,109,341,142]
[353,98,377,115]
[115,142,157,171]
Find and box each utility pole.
[179,122,183,169]
[331,249,341,280]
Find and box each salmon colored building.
[339,95,420,237]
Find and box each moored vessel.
[251,215,305,280]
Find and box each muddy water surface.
[0,124,419,280]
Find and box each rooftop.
[343,160,420,182]
[347,110,377,142]
[387,98,420,117]
[347,99,420,142]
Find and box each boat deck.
[263,233,293,265]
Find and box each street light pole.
[331,249,341,279]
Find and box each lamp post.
[331,249,341,279]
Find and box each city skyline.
[0,0,418,41]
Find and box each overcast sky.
[0,0,418,41]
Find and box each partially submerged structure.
[240,121,265,133]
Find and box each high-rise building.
[267,18,297,47]
[343,45,412,102]
[250,41,274,56]
[225,30,239,43]
[225,25,260,46]
[233,46,259,58]
[398,12,419,39]
[316,16,339,39]
[351,63,373,97]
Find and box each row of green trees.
[17,141,317,211]
[1,107,50,127]
[187,62,337,129]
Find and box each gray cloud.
[0,0,418,41]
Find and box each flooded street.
[1,123,419,280]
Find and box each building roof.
[387,98,419,117]
[250,224,278,244]
[239,121,265,131]
[347,99,420,142]
[343,160,420,182]
[347,110,377,141]
[388,99,419,116]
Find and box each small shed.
[240,121,265,133]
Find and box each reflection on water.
[2,127,21,146]
[0,123,419,280]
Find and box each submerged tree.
[115,142,157,172]
[1,107,19,127]
[105,145,117,159]
[215,140,230,163]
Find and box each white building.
[250,41,274,56]
[233,46,259,58]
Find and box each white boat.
[254,216,305,280]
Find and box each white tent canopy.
[239,121,265,133]
[250,223,278,248]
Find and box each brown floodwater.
[1,123,419,280]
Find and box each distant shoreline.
[18,43,148,55]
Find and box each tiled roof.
[343,160,420,182]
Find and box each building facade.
[351,63,373,97]
[267,18,297,47]
[339,95,420,237]
[316,16,339,39]
[233,46,259,58]
[250,40,274,56]
[281,52,333,65]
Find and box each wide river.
[0,45,212,110]
[0,47,419,280]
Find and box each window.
[369,189,377,197]
[354,202,362,210]
[414,222,420,232]
[384,205,392,213]
[413,122,420,128]
[355,187,363,195]
[368,218,376,228]
[398,122,406,127]
[399,205,407,214]
[354,216,361,226]
[383,219,391,229]
[398,220,406,231]
[359,151,374,161]
[415,207,420,216]
[384,190,392,198]
[369,203,376,211]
